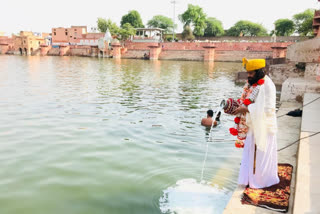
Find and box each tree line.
[97,5,315,41]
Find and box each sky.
[1,0,318,35]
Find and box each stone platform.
[293,93,320,214]
[223,101,302,214]
[280,77,320,102]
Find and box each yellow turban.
[242,58,266,72]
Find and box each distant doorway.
[24,48,27,55]
[19,48,22,55]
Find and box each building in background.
[13,31,47,55]
[52,26,104,46]
[0,33,14,54]
[132,28,164,42]
[52,26,87,45]
[313,9,320,37]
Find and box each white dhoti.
[238,129,280,188]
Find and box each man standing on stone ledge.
[230,58,280,188]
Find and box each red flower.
[243,99,252,106]
[229,128,238,136]
[252,83,258,87]
[257,79,265,85]
[235,141,244,148]
[237,98,241,103]
[234,117,240,124]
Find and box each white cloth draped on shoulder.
[238,76,279,188]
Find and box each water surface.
[0,55,243,214]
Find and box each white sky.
[1,0,318,35]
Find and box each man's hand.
[233,106,249,115]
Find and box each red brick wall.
[125,41,293,51]
[159,50,204,61]
[122,50,149,59]
[123,41,294,61]
[215,51,272,62]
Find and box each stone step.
[293,93,320,214]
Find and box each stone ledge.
[280,78,320,102]
[293,93,320,214]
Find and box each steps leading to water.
[293,93,320,214]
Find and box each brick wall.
[122,41,293,61]
[215,50,272,62]
[165,34,310,42]
[47,47,60,56]
[159,50,204,61]
[122,50,149,59]
[194,36,310,43]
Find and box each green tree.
[147,15,175,33]
[226,20,268,36]
[97,18,108,33]
[179,4,207,36]
[293,9,315,36]
[274,18,295,36]
[119,23,136,40]
[165,35,178,42]
[204,17,224,37]
[120,10,144,28]
[181,25,195,40]
[97,18,120,36]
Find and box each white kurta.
[238,130,280,188]
[238,76,280,189]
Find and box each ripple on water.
[159,178,232,214]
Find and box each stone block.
[286,38,320,63]
[280,78,320,102]
[305,63,320,78]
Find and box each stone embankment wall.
[286,37,320,63]
[268,63,305,86]
[69,46,99,57]
[123,42,293,62]
[0,38,296,62]
[193,36,310,43]
[280,38,320,102]
[47,47,60,56]
[46,46,99,57]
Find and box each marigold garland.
[234,117,240,124]
[243,99,252,106]
[257,79,265,85]
[229,77,265,148]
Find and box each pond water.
[0,55,244,214]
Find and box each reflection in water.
[206,61,215,79]
[0,55,243,214]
